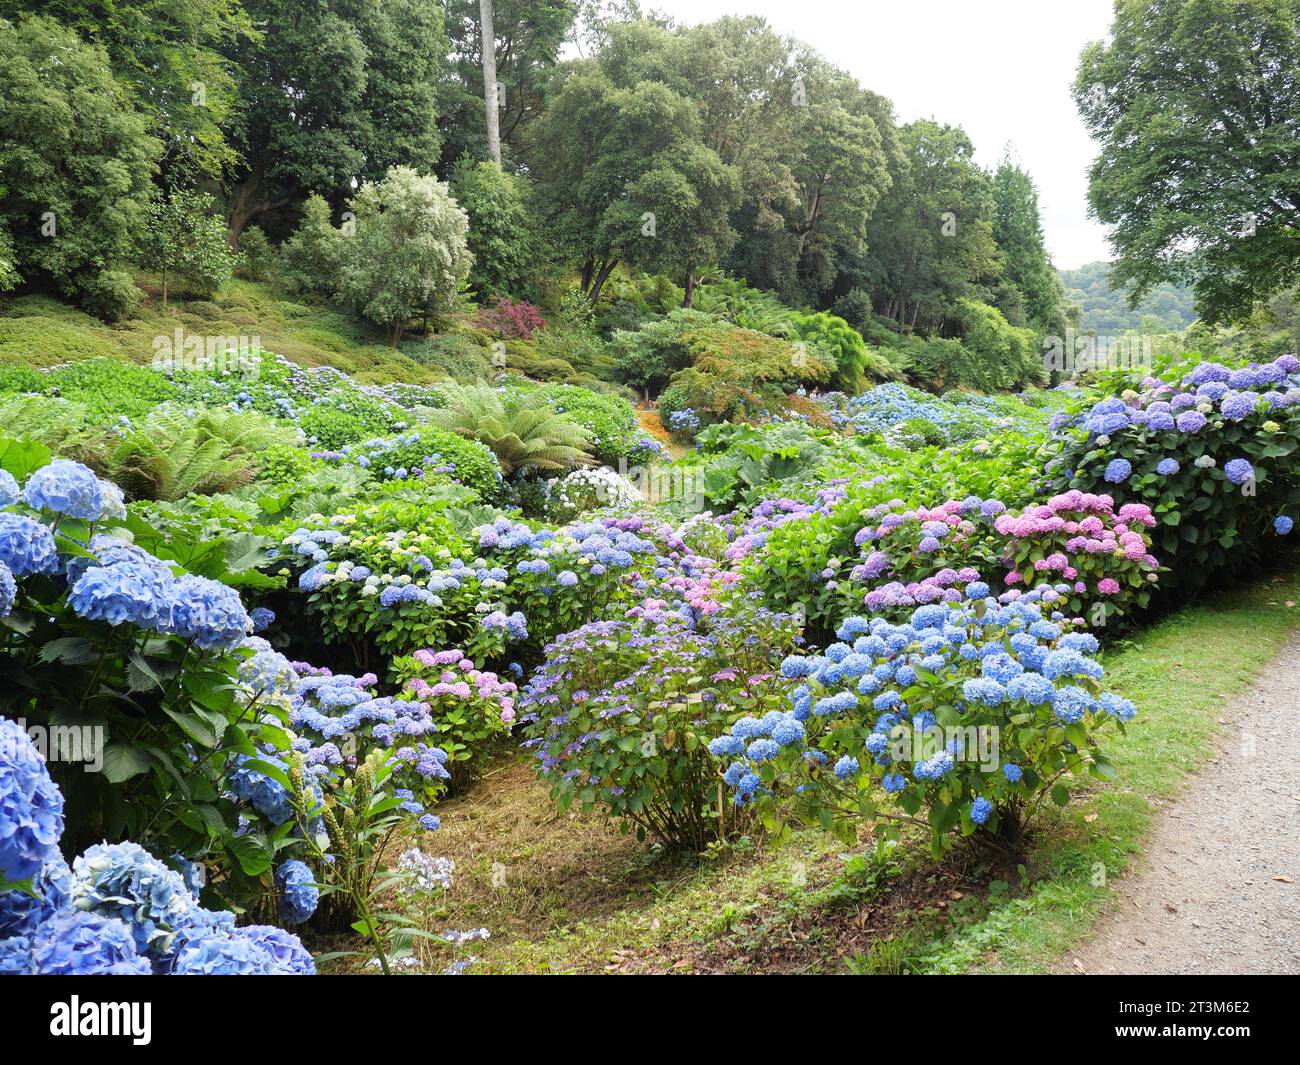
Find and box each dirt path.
[1062,632,1300,975]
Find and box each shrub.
[310,425,502,499]
[786,310,894,388]
[235,226,278,282]
[391,647,518,787]
[536,384,657,467]
[712,586,1136,855]
[545,467,644,523]
[520,601,801,849]
[475,297,547,340]
[402,333,494,380]
[1048,354,1300,598]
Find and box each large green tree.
[992,153,1066,334]
[0,16,159,318]
[532,67,738,304]
[223,0,448,245]
[590,17,892,306]
[860,120,1002,333]
[440,0,576,167]
[1076,0,1300,323]
[0,0,255,179]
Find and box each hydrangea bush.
[0,714,313,975]
[520,598,801,849]
[1048,354,1300,597]
[710,584,1134,855]
[0,445,277,865]
[391,647,518,786]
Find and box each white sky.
[643,0,1117,269]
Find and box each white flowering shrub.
[545,467,644,523]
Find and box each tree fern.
[426,383,593,476]
[106,405,300,501]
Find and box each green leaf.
[102,743,152,783]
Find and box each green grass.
[375,561,1300,974]
[0,279,454,385]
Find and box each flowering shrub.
[545,467,643,523]
[1048,354,1300,597]
[280,504,661,669]
[391,647,518,786]
[993,490,1159,622]
[710,584,1134,855]
[0,446,282,868]
[521,599,801,849]
[0,714,313,974]
[309,425,502,498]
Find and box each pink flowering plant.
[994,490,1159,623]
[391,647,518,786]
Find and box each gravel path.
[1062,632,1300,975]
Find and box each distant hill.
[1059,262,1197,334]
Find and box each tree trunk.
[588,258,617,305]
[226,167,290,250]
[682,269,696,308]
[161,264,169,309]
[480,0,501,165]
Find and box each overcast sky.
[643,0,1117,269]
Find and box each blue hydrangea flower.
[1006,672,1056,706]
[833,755,859,779]
[70,841,197,957]
[1002,763,1023,783]
[233,925,315,974]
[1156,458,1180,475]
[970,797,993,825]
[1276,515,1294,535]
[963,677,1007,706]
[1219,393,1255,421]
[68,560,174,631]
[0,513,58,577]
[274,860,319,925]
[228,755,293,825]
[0,470,19,506]
[250,607,275,632]
[1052,685,1097,724]
[708,735,744,758]
[1223,458,1254,486]
[22,460,105,521]
[1103,458,1132,484]
[168,575,251,649]
[0,852,70,937]
[171,934,282,975]
[0,909,150,975]
[0,560,14,618]
[0,716,65,882]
